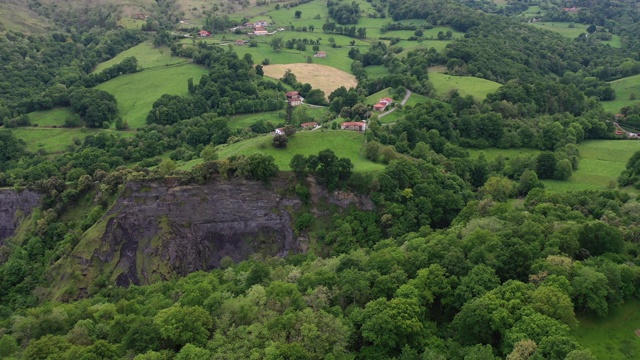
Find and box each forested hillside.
[1,0,640,359]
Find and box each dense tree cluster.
[2,182,639,359]
[0,29,144,120]
[385,0,640,83]
[327,0,361,25]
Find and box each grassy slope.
[602,74,640,114]
[96,63,207,129]
[0,2,52,33]
[469,140,639,192]
[572,299,640,360]
[226,106,329,129]
[530,22,621,48]
[28,108,74,127]
[216,130,385,172]
[11,128,135,154]
[93,42,187,73]
[429,72,502,100]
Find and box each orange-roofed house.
[301,122,318,128]
[341,121,367,131]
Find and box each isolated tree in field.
[587,24,597,34]
[270,37,284,52]
[309,24,315,32]
[273,134,288,148]
[295,10,302,18]
[255,64,264,76]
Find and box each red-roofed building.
[253,26,268,35]
[314,51,327,58]
[199,30,211,37]
[563,7,579,13]
[301,122,318,128]
[374,97,393,111]
[275,128,285,135]
[341,121,367,131]
[286,91,303,106]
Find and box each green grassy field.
[93,42,186,73]
[0,2,51,33]
[10,128,135,154]
[530,22,621,47]
[365,65,391,79]
[27,108,74,127]
[572,299,640,360]
[469,140,640,192]
[366,88,394,104]
[602,74,640,114]
[429,72,502,101]
[397,39,452,57]
[96,62,208,128]
[216,130,385,172]
[227,106,329,129]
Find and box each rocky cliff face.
[0,189,41,244]
[52,177,372,294]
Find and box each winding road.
[378,89,412,119]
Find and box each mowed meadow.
[216,130,385,172]
[469,140,640,193]
[601,73,640,114]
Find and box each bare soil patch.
[635,329,640,337]
[262,63,358,97]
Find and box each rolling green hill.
[602,74,640,113]
[216,130,385,172]
[429,72,502,100]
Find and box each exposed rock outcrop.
[53,176,371,293]
[0,189,41,244]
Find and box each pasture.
[601,74,640,114]
[96,62,208,128]
[530,22,621,47]
[226,106,329,129]
[10,128,134,154]
[262,63,358,96]
[572,300,640,360]
[216,130,385,172]
[0,2,51,33]
[93,42,186,73]
[469,140,639,193]
[27,108,73,127]
[429,72,502,101]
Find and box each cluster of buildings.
[286,91,303,106]
[373,97,393,112]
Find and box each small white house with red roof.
[275,128,285,135]
[199,30,211,37]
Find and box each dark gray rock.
[0,189,41,244]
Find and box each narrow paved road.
[378,89,412,119]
